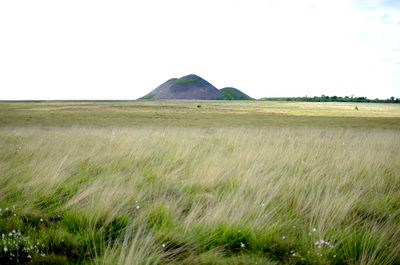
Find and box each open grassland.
[0,101,399,264]
[1,101,400,128]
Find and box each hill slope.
[139,78,178,100]
[220,87,252,100]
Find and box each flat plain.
[0,101,399,264]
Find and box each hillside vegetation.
[0,101,399,264]
[220,88,252,100]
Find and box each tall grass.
[0,125,399,264]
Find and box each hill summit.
[139,74,252,100]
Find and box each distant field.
[0,101,399,264]
[1,101,400,128]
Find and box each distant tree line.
[260,95,400,103]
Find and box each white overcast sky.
[1,0,399,100]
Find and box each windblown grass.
[1,122,399,264]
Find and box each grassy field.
[0,101,399,264]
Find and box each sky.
[0,0,399,100]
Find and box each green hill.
[220,87,252,100]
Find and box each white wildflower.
[314,239,334,248]
[162,243,166,248]
[240,242,245,248]
[312,228,317,232]
[3,247,7,252]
